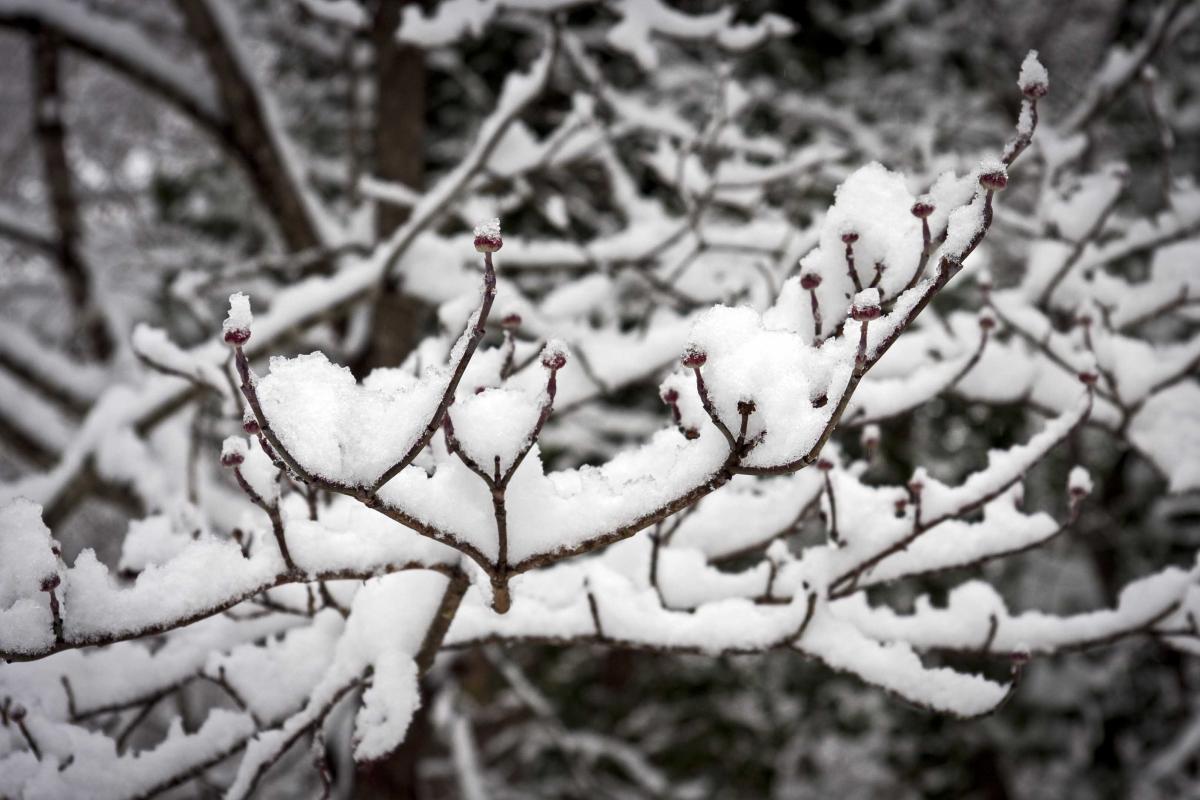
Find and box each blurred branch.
[32,26,113,359]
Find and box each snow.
[237,437,280,503]
[473,217,501,240]
[256,352,446,486]
[789,162,922,314]
[681,304,857,468]
[656,547,771,608]
[1018,50,1049,92]
[117,514,194,573]
[60,540,280,644]
[0,370,75,463]
[1129,383,1200,492]
[1043,167,1124,243]
[669,472,822,560]
[584,566,813,654]
[221,435,248,465]
[852,288,881,315]
[1068,466,1094,496]
[227,571,448,796]
[836,567,1192,656]
[0,499,60,612]
[206,611,342,723]
[918,390,1091,521]
[0,709,255,799]
[379,431,730,566]
[223,292,253,337]
[0,613,298,724]
[605,0,792,70]
[0,493,461,661]
[0,319,105,403]
[449,387,544,475]
[852,488,1061,587]
[978,157,1007,180]
[848,332,982,424]
[798,609,1009,717]
[132,324,229,395]
[1,6,1195,786]
[940,199,985,259]
[355,651,420,761]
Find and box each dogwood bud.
[473,218,502,253]
[682,347,707,368]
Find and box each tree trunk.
[352,0,436,375]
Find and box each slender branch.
[116,693,165,754]
[224,676,364,800]
[231,467,296,573]
[371,251,497,492]
[416,570,470,674]
[827,395,1092,597]
[819,463,839,546]
[1037,175,1124,307]
[1,562,459,663]
[691,362,737,450]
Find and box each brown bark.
[32,29,113,360]
[353,0,435,375]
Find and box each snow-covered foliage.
[1,0,1199,797]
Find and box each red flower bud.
[501,313,522,329]
[542,351,567,371]
[223,328,250,346]
[817,458,834,471]
[841,231,859,244]
[242,417,261,435]
[1021,81,1048,99]
[662,388,679,405]
[221,451,245,468]
[800,272,822,290]
[473,219,503,253]
[910,200,935,219]
[41,575,61,592]
[979,170,1008,191]
[682,347,707,368]
[851,305,881,322]
[474,235,502,253]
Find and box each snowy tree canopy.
[1,0,1199,797]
